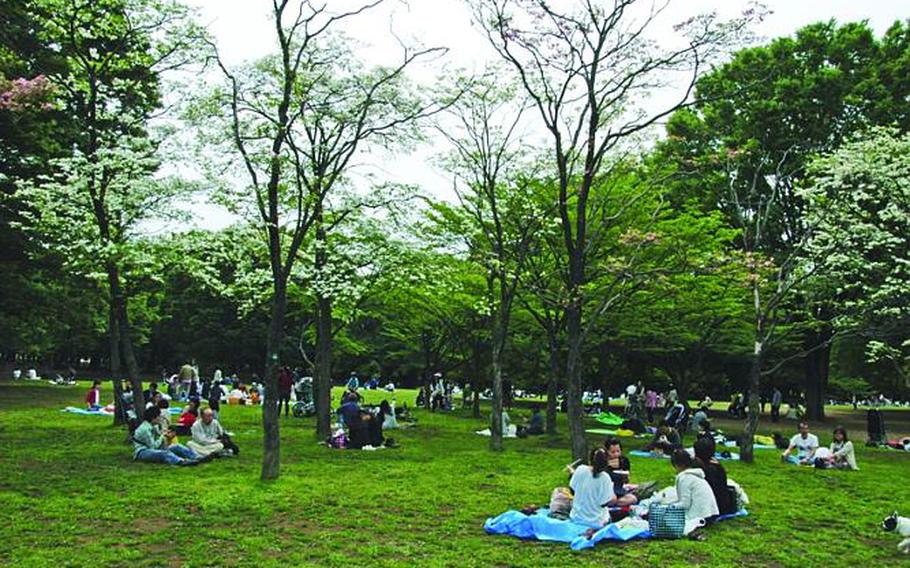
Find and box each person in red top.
[173,398,199,435]
[85,380,102,410]
[277,366,293,417]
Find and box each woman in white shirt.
[667,450,719,534]
[828,426,858,470]
[567,448,615,526]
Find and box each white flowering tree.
[802,128,910,389]
[11,0,203,421]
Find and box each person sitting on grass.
[665,450,719,533]
[781,421,818,465]
[173,398,200,435]
[646,423,683,455]
[133,406,208,466]
[518,406,545,437]
[695,419,716,442]
[527,406,544,435]
[693,437,736,515]
[85,380,102,410]
[379,399,399,430]
[690,406,709,433]
[337,393,384,449]
[188,407,239,458]
[604,438,638,507]
[816,426,857,470]
[157,398,173,432]
[566,448,615,526]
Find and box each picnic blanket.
[721,440,776,450]
[484,508,748,550]
[585,428,647,438]
[475,426,518,438]
[594,412,625,426]
[62,406,183,416]
[629,449,741,461]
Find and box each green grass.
[1,381,908,567]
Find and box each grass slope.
[0,381,908,567]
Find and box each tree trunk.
[261,279,286,481]
[314,293,333,438]
[471,337,482,419]
[565,303,587,461]
[314,211,333,439]
[107,261,144,414]
[546,331,560,434]
[804,325,832,421]
[118,301,144,412]
[740,344,763,463]
[490,326,504,451]
[108,307,125,427]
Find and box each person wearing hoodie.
[666,450,719,534]
[693,437,736,515]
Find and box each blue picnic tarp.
[484,508,749,550]
[483,508,650,550]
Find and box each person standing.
[178,363,196,401]
[645,389,658,423]
[277,366,293,417]
[771,388,782,423]
[667,387,678,409]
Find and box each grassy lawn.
[1,381,908,567]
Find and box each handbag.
[547,487,573,520]
[648,504,686,538]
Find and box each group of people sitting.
[554,436,740,537]
[332,391,405,450]
[780,421,858,470]
[132,397,239,466]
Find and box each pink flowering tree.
[0,75,54,111]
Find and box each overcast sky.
[167,0,910,232]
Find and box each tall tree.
[660,19,910,419]
[471,0,756,459]
[202,0,446,478]
[801,128,910,389]
[437,72,544,450]
[12,0,201,419]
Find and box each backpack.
[329,430,347,449]
[547,487,573,520]
[648,504,686,539]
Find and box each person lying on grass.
[693,437,736,516]
[565,448,616,526]
[188,407,239,458]
[781,421,818,465]
[133,406,211,466]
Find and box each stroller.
[866,408,886,446]
[292,377,316,417]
